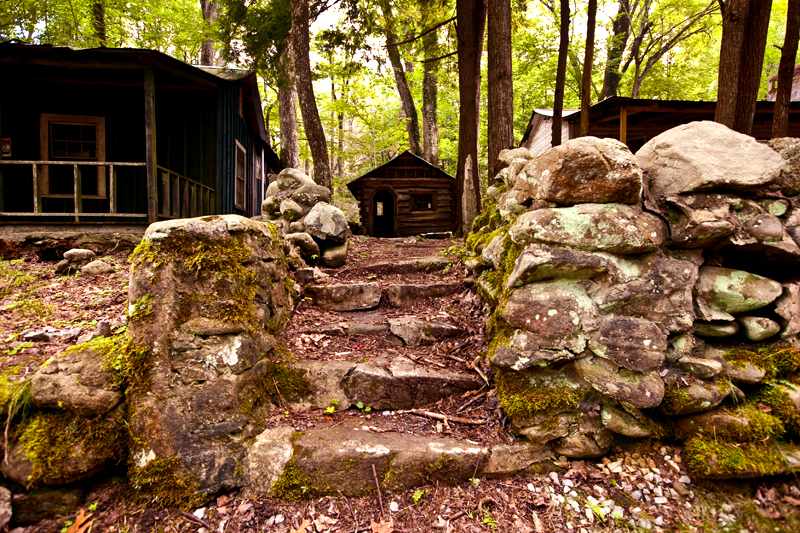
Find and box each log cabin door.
[372,188,396,237]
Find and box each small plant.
[88,502,98,512]
[367,274,377,280]
[442,263,452,275]
[324,398,340,414]
[470,477,480,486]
[61,520,73,533]
[412,489,425,504]
[355,401,372,413]
[302,296,312,302]
[482,508,498,531]
[311,254,318,260]
[3,342,32,356]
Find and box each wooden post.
[74,164,82,222]
[32,164,41,213]
[162,170,170,217]
[144,67,158,223]
[109,165,117,213]
[620,107,628,145]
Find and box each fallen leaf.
[290,518,312,533]
[65,509,93,533]
[313,514,339,531]
[532,510,543,533]
[758,403,773,413]
[216,495,230,507]
[370,518,394,533]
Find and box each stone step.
[343,256,453,276]
[386,282,464,307]
[288,353,480,411]
[302,316,463,347]
[242,419,555,498]
[303,282,464,311]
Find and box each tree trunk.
[422,30,439,165]
[580,0,597,137]
[773,0,800,138]
[463,155,478,233]
[487,0,513,182]
[455,0,487,234]
[290,0,331,189]
[277,45,300,169]
[552,0,570,147]
[715,0,751,128]
[382,0,422,155]
[200,0,219,66]
[92,2,106,47]
[599,0,631,100]
[732,0,772,135]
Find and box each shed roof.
[347,150,454,195]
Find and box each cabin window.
[376,202,384,216]
[235,140,246,210]
[39,114,106,198]
[412,193,434,211]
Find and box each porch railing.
[157,166,215,219]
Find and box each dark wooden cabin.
[0,42,281,226]
[347,151,456,237]
[520,96,800,156]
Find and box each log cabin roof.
[346,150,454,196]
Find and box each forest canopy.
[0,0,792,183]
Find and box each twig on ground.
[372,464,385,518]
[338,490,359,532]
[469,356,490,387]
[440,352,468,364]
[398,409,487,425]
[447,510,467,521]
[457,391,487,413]
[179,511,213,530]
[272,378,286,408]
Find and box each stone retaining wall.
[468,123,800,478]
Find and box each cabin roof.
[347,150,454,195]
[0,41,278,159]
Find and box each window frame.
[234,139,246,210]
[410,190,436,213]
[39,114,106,199]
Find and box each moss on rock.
[129,455,206,509]
[495,368,583,421]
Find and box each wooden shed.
[347,151,456,237]
[520,96,800,156]
[0,42,281,226]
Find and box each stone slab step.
[288,353,480,411]
[303,282,381,311]
[386,282,463,307]
[302,317,462,347]
[345,256,452,276]
[305,321,389,336]
[242,420,555,498]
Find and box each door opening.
[372,189,395,237]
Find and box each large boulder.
[509,203,667,255]
[766,137,800,196]
[637,121,785,199]
[575,356,665,408]
[515,137,642,205]
[127,215,295,495]
[304,202,349,244]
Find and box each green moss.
[18,410,125,488]
[755,384,800,438]
[683,438,794,478]
[674,404,785,443]
[128,293,154,322]
[129,455,206,509]
[495,369,583,420]
[239,358,311,415]
[0,375,32,426]
[270,458,311,501]
[724,345,800,382]
[63,334,153,396]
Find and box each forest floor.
[1,237,799,533]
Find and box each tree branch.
[388,16,456,48]
[418,49,458,63]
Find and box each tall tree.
[487,0,513,181]
[773,0,800,138]
[420,0,445,166]
[200,0,219,66]
[580,0,598,137]
[277,44,300,168]
[381,0,422,155]
[600,1,632,100]
[715,0,773,134]
[291,0,332,189]
[455,0,487,234]
[552,0,569,146]
[92,2,106,46]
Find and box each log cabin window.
[412,193,435,211]
[235,140,246,210]
[376,202,384,216]
[40,114,106,198]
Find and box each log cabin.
[520,96,800,156]
[0,42,281,227]
[347,151,456,237]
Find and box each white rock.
[389,501,399,513]
[654,497,669,505]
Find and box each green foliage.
[0,259,36,298]
[270,458,311,501]
[412,488,425,504]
